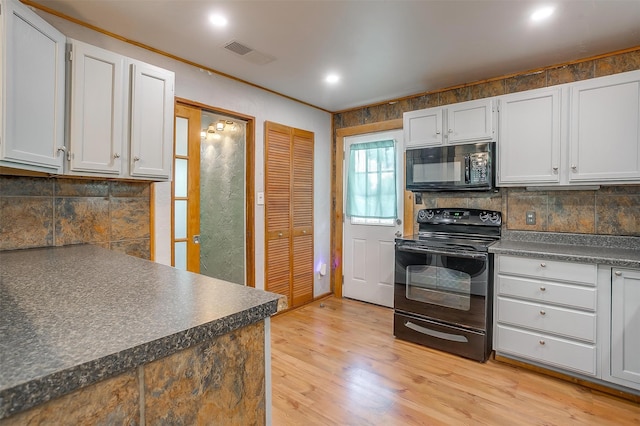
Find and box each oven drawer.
[496,324,597,376]
[498,255,596,285]
[497,297,596,342]
[497,275,596,311]
[394,311,490,362]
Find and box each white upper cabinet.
[66,39,174,180]
[446,98,494,144]
[498,87,563,185]
[404,98,494,148]
[68,40,124,175]
[403,107,443,147]
[129,61,174,179]
[569,71,640,183]
[1,0,66,173]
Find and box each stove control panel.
[417,208,501,226]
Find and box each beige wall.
[333,48,640,237]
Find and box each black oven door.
[394,243,491,332]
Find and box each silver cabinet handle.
[540,286,546,291]
[134,156,140,162]
[448,129,453,133]
[614,271,622,276]
[57,146,66,153]
[540,310,546,315]
[539,340,546,345]
[540,262,546,267]
[552,167,558,172]
[113,153,120,159]
[278,232,283,237]
[571,165,577,171]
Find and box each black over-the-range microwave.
[405,142,496,192]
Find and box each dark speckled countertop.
[489,230,640,268]
[0,244,281,419]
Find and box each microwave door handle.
[464,155,471,184]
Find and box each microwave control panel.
[469,152,489,184]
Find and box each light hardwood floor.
[271,296,640,425]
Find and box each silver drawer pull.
[614,271,622,276]
[540,262,546,267]
[539,340,546,345]
[539,310,546,315]
[540,286,546,291]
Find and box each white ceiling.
[28,0,640,112]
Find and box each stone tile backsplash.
[0,175,151,258]
[414,186,640,237]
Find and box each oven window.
[405,265,471,310]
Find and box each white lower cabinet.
[496,325,597,376]
[496,255,640,394]
[494,255,598,376]
[603,267,640,390]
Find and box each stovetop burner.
[397,208,502,252]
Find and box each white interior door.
[343,130,404,308]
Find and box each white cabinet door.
[129,61,174,179]
[68,40,124,174]
[498,88,562,185]
[570,71,640,182]
[611,268,640,387]
[403,107,443,147]
[1,0,65,173]
[446,98,494,144]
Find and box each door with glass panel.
[173,104,201,272]
[343,130,404,307]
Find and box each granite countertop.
[489,230,640,268]
[0,245,281,419]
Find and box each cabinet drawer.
[497,297,596,342]
[498,255,596,285]
[497,275,596,311]
[496,325,597,376]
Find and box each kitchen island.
[0,244,282,424]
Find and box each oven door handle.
[396,245,488,260]
[404,321,469,343]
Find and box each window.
[346,139,397,225]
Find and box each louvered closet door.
[265,123,292,300]
[291,129,314,307]
[264,122,314,309]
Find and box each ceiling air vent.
[223,40,253,56]
[222,40,276,65]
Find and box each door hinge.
[68,49,73,61]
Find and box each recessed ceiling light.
[325,74,340,84]
[209,14,228,27]
[531,6,555,22]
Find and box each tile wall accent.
[414,186,640,237]
[333,48,640,127]
[335,47,640,237]
[0,175,151,258]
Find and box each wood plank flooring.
[270,296,640,425]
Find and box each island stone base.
[1,322,266,425]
